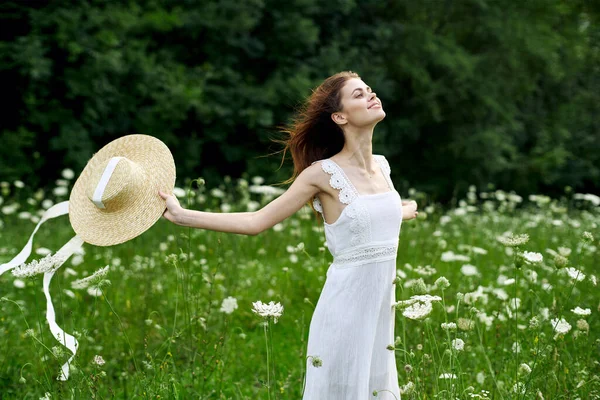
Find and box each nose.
[369,91,377,101]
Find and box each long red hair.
[271,71,360,217]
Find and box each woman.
[159,71,418,399]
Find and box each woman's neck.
[335,126,376,174]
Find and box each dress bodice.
[311,155,403,269]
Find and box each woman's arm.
[158,164,323,236]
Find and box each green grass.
[0,178,599,399]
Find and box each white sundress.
[303,155,403,400]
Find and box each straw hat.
[69,134,176,246]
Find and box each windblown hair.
[271,71,360,216]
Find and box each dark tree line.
[1,0,598,203]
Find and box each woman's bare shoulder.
[300,161,332,197]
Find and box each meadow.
[0,171,598,399]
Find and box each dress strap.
[310,159,359,217]
[373,155,395,191]
[318,159,360,205]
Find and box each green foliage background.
[1,0,599,202]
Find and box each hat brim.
[69,134,176,246]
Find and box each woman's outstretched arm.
[158,164,323,236]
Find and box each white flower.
[39,392,52,400]
[497,233,529,247]
[87,287,102,297]
[14,180,25,188]
[71,266,110,289]
[434,276,450,289]
[18,211,32,220]
[248,185,285,196]
[463,286,488,305]
[93,355,106,366]
[13,279,25,288]
[524,269,538,283]
[522,251,543,264]
[452,338,465,351]
[571,307,591,316]
[513,382,526,394]
[247,200,260,211]
[492,287,509,300]
[251,300,284,323]
[61,168,75,180]
[52,186,68,196]
[12,253,67,278]
[574,193,600,206]
[472,246,488,255]
[476,371,485,385]
[551,317,572,334]
[210,188,225,198]
[402,301,433,320]
[441,251,470,262]
[477,311,494,327]
[273,223,283,232]
[439,373,457,379]
[35,247,52,256]
[219,296,238,314]
[565,267,586,281]
[519,363,532,375]
[41,199,54,209]
[71,254,84,267]
[2,204,18,215]
[173,187,186,198]
[558,247,572,257]
[577,319,589,332]
[399,381,415,395]
[512,341,521,354]
[441,322,457,331]
[510,298,521,310]
[410,294,442,302]
[460,264,479,276]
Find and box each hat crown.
[86,157,144,212]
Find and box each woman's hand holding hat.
[159,190,184,224]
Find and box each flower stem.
[514,257,519,393]
[264,320,271,400]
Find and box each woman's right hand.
[158,190,184,224]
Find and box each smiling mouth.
[368,103,381,109]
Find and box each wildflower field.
[0,172,599,399]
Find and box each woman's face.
[333,78,385,128]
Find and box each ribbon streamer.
[0,201,69,275]
[43,235,84,381]
[1,200,84,380]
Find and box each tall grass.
[0,175,598,399]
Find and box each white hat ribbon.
[91,156,123,209]
[0,156,123,380]
[0,201,83,380]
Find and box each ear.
[331,112,347,126]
